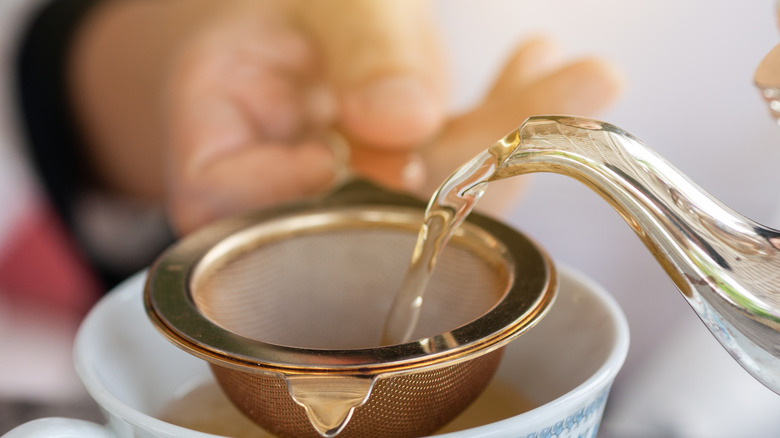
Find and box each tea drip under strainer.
[144,180,556,438]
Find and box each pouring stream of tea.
[381,138,518,346]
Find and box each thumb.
[298,0,447,150]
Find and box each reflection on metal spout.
[754,43,780,124]
[492,115,780,393]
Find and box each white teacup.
[4,266,628,438]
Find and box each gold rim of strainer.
[144,179,556,376]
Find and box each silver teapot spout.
[491,115,780,393]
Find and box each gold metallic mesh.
[193,228,508,348]
[191,224,511,437]
[211,349,503,438]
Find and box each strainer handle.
[3,418,116,438]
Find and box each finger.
[420,57,623,214]
[486,36,564,102]
[163,22,342,234]
[754,42,780,120]
[175,15,336,142]
[426,54,623,188]
[230,69,336,142]
[298,0,448,150]
[755,43,780,89]
[348,143,425,191]
[166,79,334,234]
[473,57,624,138]
[169,138,335,235]
[224,25,337,141]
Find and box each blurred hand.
[72,0,621,235]
[164,0,451,233]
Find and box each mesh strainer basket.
[144,180,556,438]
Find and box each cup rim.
[437,265,630,437]
[74,271,215,437]
[74,265,628,437]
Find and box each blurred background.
[2,0,780,436]
[436,1,780,436]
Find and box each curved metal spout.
[491,115,780,393]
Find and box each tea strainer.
[144,180,556,438]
